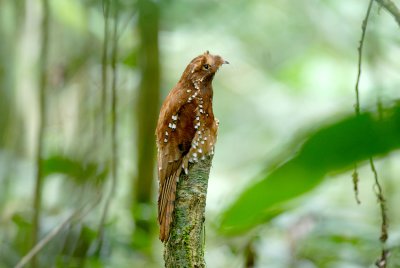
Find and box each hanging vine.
[353,1,389,267]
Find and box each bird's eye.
[203,64,210,70]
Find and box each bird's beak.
[223,60,229,64]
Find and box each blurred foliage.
[42,155,108,184]
[219,105,400,234]
[1,0,400,267]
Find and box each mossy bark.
[164,156,213,268]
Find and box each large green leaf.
[219,107,400,235]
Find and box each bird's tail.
[158,169,181,242]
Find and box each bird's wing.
[156,86,195,241]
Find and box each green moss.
[163,156,213,267]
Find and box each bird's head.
[181,51,229,84]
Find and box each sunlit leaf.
[219,107,400,235]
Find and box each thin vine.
[354,1,389,267]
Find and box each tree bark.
[164,156,213,268]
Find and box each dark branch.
[375,0,400,27]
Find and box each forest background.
[1,0,400,267]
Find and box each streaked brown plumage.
[156,51,228,242]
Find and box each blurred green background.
[1,0,400,267]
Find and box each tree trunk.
[132,0,160,248]
[164,156,213,268]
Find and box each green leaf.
[219,107,400,235]
[42,155,108,184]
[122,49,138,68]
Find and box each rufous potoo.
[156,51,228,242]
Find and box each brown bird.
[155,51,228,242]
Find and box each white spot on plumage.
[193,153,197,158]
[187,89,191,93]
[172,115,178,120]
[171,123,176,129]
[201,141,204,144]
[198,148,202,153]
[168,123,172,128]
[165,131,168,136]
[164,138,168,143]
